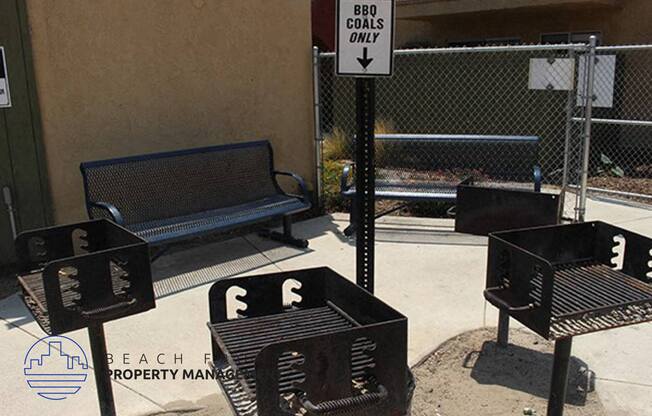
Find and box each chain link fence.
[317,44,588,219]
[315,43,652,221]
[577,45,652,206]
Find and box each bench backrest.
[80,141,280,225]
[374,134,540,181]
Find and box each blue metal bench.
[80,140,311,254]
[340,134,542,235]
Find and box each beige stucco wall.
[396,0,652,47]
[25,0,315,223]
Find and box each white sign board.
[528,58,575,91]
[336,0,395,77]
[577,55,616,108]
[0,47,11,108]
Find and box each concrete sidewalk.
[0,197,650,415]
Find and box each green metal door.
[0,0,50,264]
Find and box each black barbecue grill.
[208,267,413,416]
[15,219,155,416]
[485,221,652,415]
[16,219,154,335]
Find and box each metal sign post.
[354,77,376,292]
[336,0,395,293]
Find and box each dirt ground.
[411,328,606,416]
[154,328,605,416]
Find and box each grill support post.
[88,323,117,416]
[355,77,376,294]
[497,310,510,347]
[547,337,573,416]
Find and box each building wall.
[396,0,652,47]
[25,0,315,223]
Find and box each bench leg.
[343,200,358,237]
[344,202,404,237]
[260,216,309,248]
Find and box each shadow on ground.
[470,340,593,406]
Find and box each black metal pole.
[497,310,510,347]
[355,77,376,294]
[88,323,117,416]
[547,337,573,416]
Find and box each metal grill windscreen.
[82,142,279,225]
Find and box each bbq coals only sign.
[0,47,11,108]
[336,0,395,77]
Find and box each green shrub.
[323,128,352,162]
[322,159,350,213]
[323,119,396,163]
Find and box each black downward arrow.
[357,47,373,69]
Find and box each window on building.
[486,37,521,46]
[448,39,485,48]
[448,37,521,47]
[570,32,602,45]
[541,32,601,45]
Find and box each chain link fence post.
[559,48,577,221]
[313,46,324,208]
[578,36,598,222]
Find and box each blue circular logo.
[24,335,89,400]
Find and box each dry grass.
[322,119,396,163]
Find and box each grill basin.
[455,184,560,236]
[485,221,652,340]
[208,267,410,416]
[15,219,154,335]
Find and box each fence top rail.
[596,44,652,52]
[374,134,540,143]
[318,43,587,58]
[571,117,652,127]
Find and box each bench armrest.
[533,166,542,192]
[273,171,310,203]
[89,201,125,225]
[340,163,354,193]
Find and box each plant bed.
[588,176,652,205]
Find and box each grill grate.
[210,305,378,412]
[18,264,131,334]
[486,221,652,339]
[547,262,652,338]
[15,219,154,335]
[208,267,411,416]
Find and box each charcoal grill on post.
[484,221,652,416]
[15,219,155,416]
[208,267,412,416]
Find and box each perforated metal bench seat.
[342,180,459,202]
[80,140,311,252]
[131,195,309,244]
